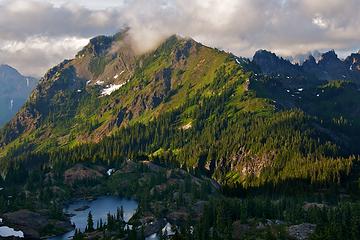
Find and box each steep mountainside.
[0,65,37,127]
[0,32,359,189]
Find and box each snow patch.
[162,222,176,236]
[101,84,122,96]
[9,99,13,111]
[113,70,126,79]
[181,122,192,130]
[107,169,115,176]
[298,88,304,92]
[86,80,92,85]
[146,233,158,240]
[96,80,104,85]
[77,89,82,93]
[0,226,24,238]
[124,224,133,230]
[101,80,129,96]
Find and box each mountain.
[1,31,360,239]
[252,50,304,77]
[0,33,232,150]
[0,31,359,190]
[0,65,37,127]
[253,49,360,84]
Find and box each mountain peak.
[320,50,338,61]
[304,55,317,64]
[316,50,343,68]
[253,49,302,77]
[0,64,21,75]
[253,49,276,58]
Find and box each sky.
[0,0,359,77]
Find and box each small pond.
[49,196,138,240]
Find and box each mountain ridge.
[253,49,360,84]
[0,64,38,127]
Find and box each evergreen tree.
[87,211,94,232]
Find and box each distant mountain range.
[0,65,38,127]
[253,49,360,83]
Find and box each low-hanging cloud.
[0,0,359,77]
[0,0,125,76]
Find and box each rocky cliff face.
[0,65,37,127]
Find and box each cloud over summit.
[0,0,359,76]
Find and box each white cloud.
[0,0,359,76]
[312,15,328,29]
[0,36,89,76]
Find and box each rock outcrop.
[288,223,316,240]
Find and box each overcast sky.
[0,0,359,77]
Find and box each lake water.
[48,196,138,240]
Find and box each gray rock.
[288,223,316,240]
